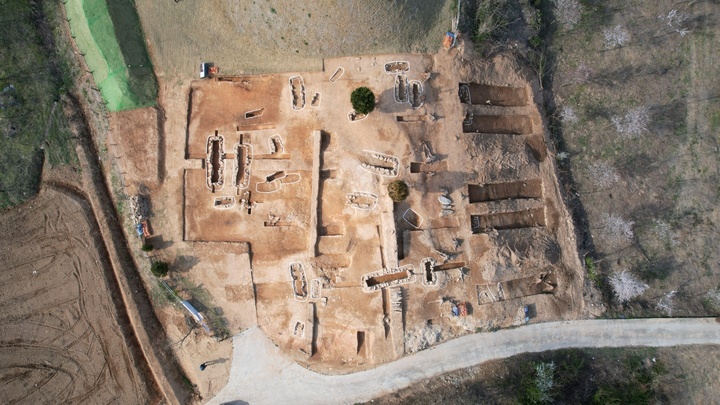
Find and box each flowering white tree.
[612,107,650,138]
[658,9,691,37]
[561,105,579,124]
[534,361,556,402]
[601,213,635,247]
[656,290,677,315]
[706,288,720,310]
[653,219,679,247]
[603,25,630,48]
[587,162,620,188]
[553,0,583,29]
[610,271,648,303]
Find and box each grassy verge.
[0,0,79,209]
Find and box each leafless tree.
[610,270,648,303]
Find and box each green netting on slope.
[65,0,157,111]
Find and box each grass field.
[65,0,157,111]
[135,0,456,77]
[0,0,78,209]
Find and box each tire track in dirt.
[0,187,155,404]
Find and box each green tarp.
[65,0,157,111]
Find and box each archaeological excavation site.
[181,51,583,370]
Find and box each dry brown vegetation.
[135,0,455,77]
[539,0,720,316]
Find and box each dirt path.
[208,318,720,404]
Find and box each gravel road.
[208,318,720,404]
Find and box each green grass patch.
[65,0,157,111]
[0,0,78,209]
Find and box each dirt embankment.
[61,91,192,404]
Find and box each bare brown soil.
[468,178,543,203]
[0,186,158,404]
[107,107,161,191]
[461,83,529,106]
[131,43,584,377]
[462,113,536,134]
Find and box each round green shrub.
[150,260,169,277]
[141,243,154,252]
[388,180,409,202]
[350,86,375,115]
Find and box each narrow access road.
[208,318,720,405]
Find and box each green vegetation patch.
[0,0,78,209]
[65,0,157,111]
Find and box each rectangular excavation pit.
[293,321,305,338]
[396,115,427,122]
[394,74,408,103]
[233,144,252,189]
[459,83,529,106]
[269,135,284,154]
[384,61,409,74]
[410,161,448,173]
[266,171,286,182]
[346,192,378,210]
[362,265,415,292]
[471,207,546,233]
[319,224,344,236]
[290,262,308,301]
[320,169,336,180]
[409,80,424,109]
[433,262,466,271]
[356,331,366,356]
[206,135,225,191]
[308,303,317,356]
[264,220,295,227]
[329,67,344,83]
[468,179,543,203]
[462,115,533,135]
[476,271,557,305]
[366,270,409,287]
[310,279,322,299]
[244,108,265,119]
[422,257,437,286]
[213,196,235,209]
[359,150,399,177]
[290,75,305,110]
